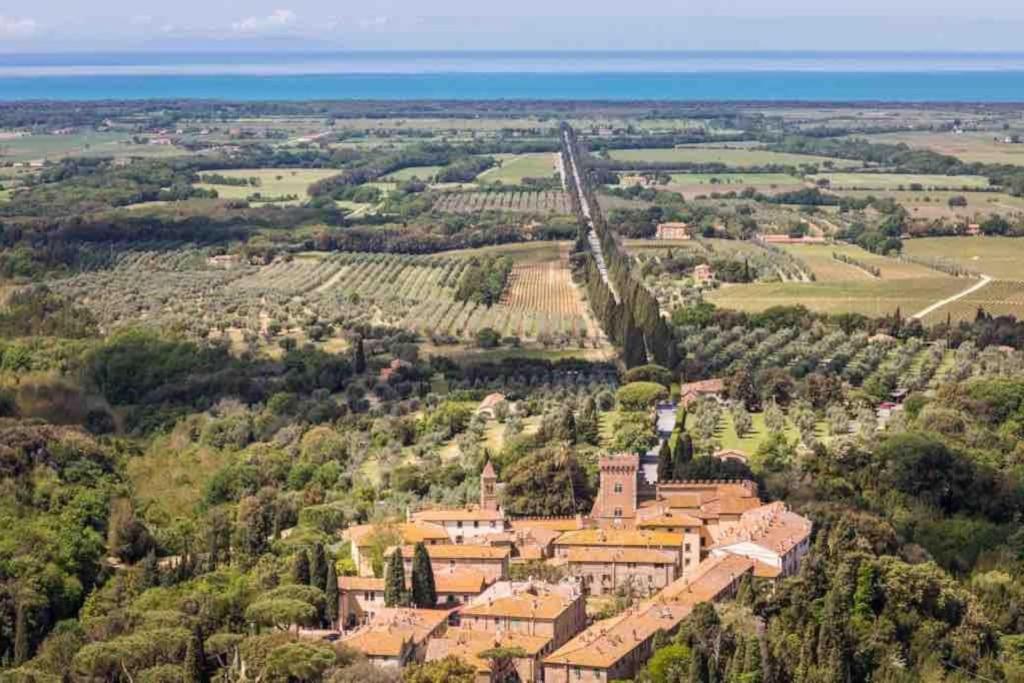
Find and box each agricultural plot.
[904,236,1024,281]
[476,153,559,184]
[706,277,967,317]
[783,244,943,281]
[607,147,861,168]
[433,190,571,214]
[921,280,1024,324]
[0,130,189,162]
[833,189,1024,220]
[382,165,445,181]
[52,246,600,352]
[811,172,991,191]
[865,130,1024,165]
[194,168,341,204]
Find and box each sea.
[4,51,1024,101]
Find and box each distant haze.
[6,4,1024,52]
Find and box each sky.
[5,1,1024,52]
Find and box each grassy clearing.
[709,412,831,454]
[477,153,558,184]
[382,165,445,181]
[442,240,566,263]
[194,168,340,204]
[904,236,1024,280]
[664,172,803,185]
[707,277,967,317]
[607,147,860,168]
[128,438,236,519]
[782,244,943,281]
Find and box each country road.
[911,274,993,320]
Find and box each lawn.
[607,147,861,168]
[477,153,558,184]
[194,168,341,204]
[904,236,1024,281]
[707,277,967,318]
[811,172,990,190]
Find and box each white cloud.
[0,15,37,38]
[130,15,154,26]
[358,16,390,29]
[232,9,297,34]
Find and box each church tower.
[480,460,499,511]
[591,453,639,523]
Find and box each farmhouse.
[655,222,691,240]
[476,393,509,419]
[678,377,725,407]
[693,263,716,285]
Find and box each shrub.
[616,382,669,411]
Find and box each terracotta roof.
[339,568,488,595]
[411,507,505,522]
[709,502,812,556]
[509,517,584,532]
[636,512,703,529]
[751,560,783,579]
[482,460,496,478]
[462,593,575,621]
[426,628,550,672]
[679,378,724,395]
[543,602,692,668]
[554,529,683,549]
[659,554,755,603]
[396,544,511,561]
[565,547,677,565]
[516,545,545,561]
[339,576,384,591]
[345,521,449,547]
[341,608,452,658]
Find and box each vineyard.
[51,246,601,351]
[921,279,1024,324]
[433,190,571,214]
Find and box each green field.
[865,130,1024,165]
[921,280,1024,324]
[382,165,445,181]
[608,147,860,168]
[783,244,944,281]
[665,172,803,185]
[904,236,1024,280]
[811,172,991,190]
[0,131,188,162]
[195,168,341,204]
[707,277,967,317]
[477,153,558,184]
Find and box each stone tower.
[591,453,639,523]
[480,460,499,511]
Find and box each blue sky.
[4,1,1024,51]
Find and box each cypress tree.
[13,600,28,665]
[728,638,746,683]
[556,406,577,444]
[325,560,339,629]
[354,336,367,374]
[576,396,600,445]
[672,432,694,479]
[292,549,311,586]
[657,439,672,481]
[184,626,208,683]
[410,542,437,608]
[140,548,159,589]
[744,637,763,682]
[310,542,328,592]
[384,549,407,607]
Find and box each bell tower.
[591,453,639,523]
[480,460,499,511]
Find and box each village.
[324,406,813,683]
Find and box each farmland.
[476,152,559,183]
[811,172,991,190]
[782,243,943,281]
[433,189,571,214]
[864,130,1024,165]
[0,129,189,162]
[706,277,967,317]
[607,146,862,168]
[193,168,342,204]
[904,236,1024,280]
[381,165,445,181]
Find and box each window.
[685,558,691,566]
[456,521,463,528]
[614,507,623,518]
[613,482,623,494]
[684,543,691,552]
[473,521,479,528]
[574,668,582,680]
[602,574,611,583]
